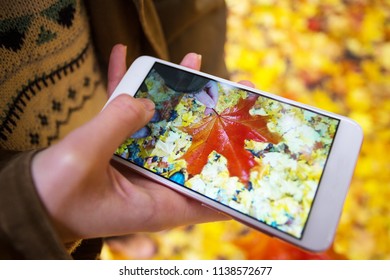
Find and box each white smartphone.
[105,56,363,252]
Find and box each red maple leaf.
[180,94,280,184]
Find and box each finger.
[195,90,215,108]
[120,169,231,230]
[179,53,202,70]
[107,44,128,97]
[207,81,219,104]
[238,80,255,88]
[161,194,231,228]
[65,94,155,163]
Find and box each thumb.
[66,94,155,162]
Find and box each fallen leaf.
[181,94,280,184]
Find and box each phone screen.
[115,62,340,239]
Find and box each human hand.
[194,77,254,115]
[31,45,228,243]
[195,80,219,115]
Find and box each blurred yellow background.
[102,0,390,260]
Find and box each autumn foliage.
[181,94,280,184]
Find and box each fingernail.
[139,98,155,111]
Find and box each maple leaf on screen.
[180,94,280,184]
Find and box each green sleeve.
[0,149,71,259]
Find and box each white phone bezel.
[105,56,363,252]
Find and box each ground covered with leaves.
[103,0,390,260]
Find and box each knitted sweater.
[0,0,107,150]
[0,0,227,259]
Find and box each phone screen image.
[115,62,340,239]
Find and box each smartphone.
[105,56,363,252]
